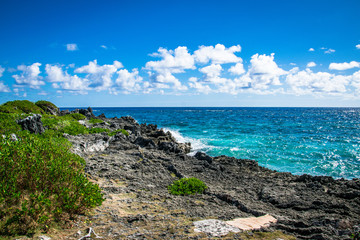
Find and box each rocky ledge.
[51,110,360,239]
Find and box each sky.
[0,0,360,107]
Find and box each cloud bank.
[2,44,360,98]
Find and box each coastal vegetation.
[0,100,127,236]
[168,177,208,196]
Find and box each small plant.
[42,115,89,135]
[69,113,86,120]
[0,113,21,135]
[89,127,110,134]
[89,118,103,124]
[108,129,129,137]
[168,177,208,196]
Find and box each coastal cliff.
[1,102,360,239]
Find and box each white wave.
[162,128,212,155]
[230,147,240,152]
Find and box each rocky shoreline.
[29,107,360,239]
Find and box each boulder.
[195,151,213,163]
[17,114,45,134]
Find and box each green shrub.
[0,131,104,235]
[0,113,21,135]
[89,127,110,134]
[42,115,89,135]
[168,177,208,196]
[0,100,44,114]
[108,129,129,137]
[69,113,86,120]
[35,101,59,115]
[88,118,103,124]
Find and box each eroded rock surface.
[61,111,360,240]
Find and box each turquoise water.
[66,107,360,179]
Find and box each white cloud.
[75,60,122,91]
[200,64,222,79]
[0,82,10,92]
[12,63,45,89]
[148,71,188,91]
[45,64,89,92]
[306,62,316,68]
[286,68,350,95]
[351,70,360,93]
[146,46,195,74]
[194,44,242,64]
[356,44,360,50]
[324,48,335,54]
[0,66,5,77]
[246,53,287,89]
[329,61,360,70]
[66,43,78,51]
[308,48,315,52]
[114,68,143,93]
[228,62,245,75]
[145,46,193,92]
[100,45,107,49]
[188,77,212,94]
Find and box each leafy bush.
[35,101,59,115]
[168,177,208,196]
[0,131,104,235]
[69,113,86,120]
[0,100,44,114]
[89,118,104,124]
[109,129,129,137]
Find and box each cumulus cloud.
[12,63,45,89]
[356,44,360,50]
[308,48,315,52]
[351,70,360,93]
[0,82,10,92]
[194,44,242,64]
[146,46,195,74]
[148,71,188,91]
[45,64,90,92]
[246,53,287,89]
[188,77,212,94]
[329,61,360,71]
[286,68,350,95]
[75,60,123,91]
[306,62,316,68]
[66,43,78,51]
[100,45,107,49]
[228,62,245,75]
[114,68,143,93]
[145,46,193,91]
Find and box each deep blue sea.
[64,107,360,179]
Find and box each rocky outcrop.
[60,109,360,240]
[17,114,45,134]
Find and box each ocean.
[64,107,360,179]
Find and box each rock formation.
[59,109,360,239]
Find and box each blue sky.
[0,0,360,107]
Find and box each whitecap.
[162,128,213,155]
